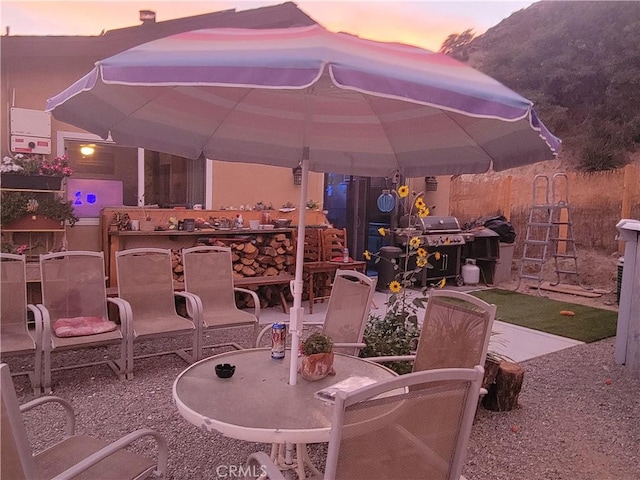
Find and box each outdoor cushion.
[53,316,117,337]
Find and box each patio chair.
[0,253,43,395]
[182,246,260,350]
[257,269,377,355]
[38,251,128,392]
[366,290,496,373]
[115,248,203,378]
[247,365,485,480]
[0,362,168,479]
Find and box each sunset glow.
[1,0,536,51]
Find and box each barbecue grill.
[396,215,472,286]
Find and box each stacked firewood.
[170,233,296,308]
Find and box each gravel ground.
[6,325,640,479]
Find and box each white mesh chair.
[0,253,42,395]
[0,363,168,479]
[182,246,260,350]
[38,251,127,392]
[366,290,496,373]
[257,269,377,355]
[115,248,203,378]
[247,366,485,480]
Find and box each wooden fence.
[450,163,640,257]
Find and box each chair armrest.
[26,304,43,344]
[245,451,286,480]
[256,324,273,346]
[175,291,204,325]
[363,355,416,364]
[107,297,131,336]
[20,396,76,436]
[50,428,168,480]
[234,287,261,320]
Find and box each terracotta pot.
[299,352,335,381]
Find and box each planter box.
[0,174,64,191]
[1,215,64,231]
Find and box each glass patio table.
[172,348,397,477]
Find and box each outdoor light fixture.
[292,165,302,185]
[376,189,395,212]
[80,145,95,156]
[425,176,438,191]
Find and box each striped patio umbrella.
[47,24,560,385]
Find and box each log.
[241,266,257,276]
[482,361,525,412]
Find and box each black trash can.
[376,246,403,291]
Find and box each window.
[61,133,205,212]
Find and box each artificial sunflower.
[418,207,430,218]
[436,278,447,288]
[397,185,409,198]
[389,280,402,293]
[378,227,387,237]
[416,257,428,268]
[364,250,372,260]
[414,197,426,210]
[434,251,441,260]
[409,236,421,248]
[417,247,427,257]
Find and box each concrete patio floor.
[259,284,584,363]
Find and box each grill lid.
[418,216,461,233]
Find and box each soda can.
[271,323,286,359]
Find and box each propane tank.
[462,259,480,285]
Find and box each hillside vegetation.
[454,1,640,171]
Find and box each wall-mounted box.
[10,135,51,154]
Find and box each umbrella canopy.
[47,24,559,385]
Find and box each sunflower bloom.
[409,237,421,248]
[436,278,447,288]
[378,227,387,237]
[397,185,409,198]
[414,197,426,210]
[417,248,427,257]
[435,251,441,260]
[364,250,372,260]
[418,207,430,218]
[416,257,428,268]
[389,280,402,293]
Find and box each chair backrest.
[322,270,377,355]
[325,366,484,480]
[1,363,35,479]
[39,251,109,320]
[300,228,323,262]
[413,290,496,372]
[0,253,29,331]
[115,248,177,317]
[182,246,237,313]
[322,228,347,261]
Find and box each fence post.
[619,164,637,254]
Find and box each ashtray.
[215,363,236,379]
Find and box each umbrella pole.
[289,157,310,386]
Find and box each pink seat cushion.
[53,316,117,337]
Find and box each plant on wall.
[0,192,78,226]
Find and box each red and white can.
[271,323,286,359]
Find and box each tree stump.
[482,360,525,411]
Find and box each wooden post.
[619,164,637,254]
[501,175,513,221]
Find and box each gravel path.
[7,329,640,479]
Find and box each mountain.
[464,1,640,171]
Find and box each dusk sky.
[1,0,537,51]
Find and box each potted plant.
[1,153,73,190]
[1,192,78,228]
[299,332,335,381]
